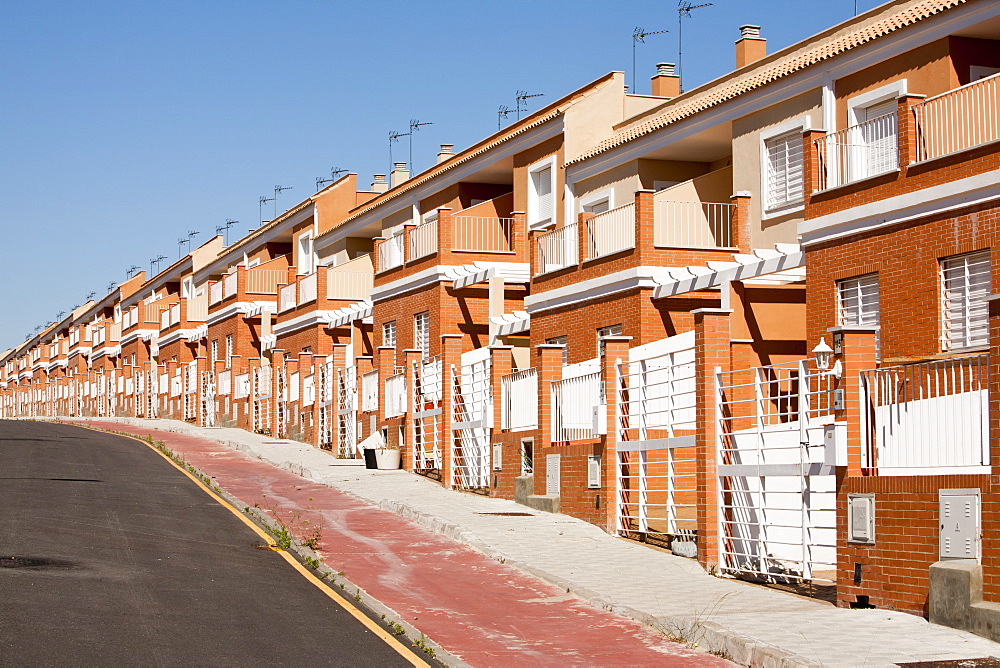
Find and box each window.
[764,130,804,211]
[546,335,569,365]
[597,324,623,356]
[580,189,614,216]
[298,233,314,275]
[838,274,880,356]
[382,321,397,348]
[182,277,194,299]
[528,159,556,229]
[414,312,430,358]
[225,334,234,369]
[941,251,991,351]
[211,339,218,364]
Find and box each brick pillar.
[827,326,879,474]
[601,336,632,529]
[577,212,594,263]
[693,307,732,571]
[372,237,385,274]
[315,265,328,308]
[802,129,827,199]
[440,334,463,487]
[401,348,423,467]
[330,344,348,450]
[437,208,453,264]
[490,345,514,434]
[403,223,416,265]
[634,190,655,264]
[896,94,924,169]
[730,191,752,253]
[529,229,541,277]
[510,211,527,260]
[535,344,565,450]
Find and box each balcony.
[537,222,578,274]
[912,72,999,163]
[453,216,514,253]
[276,258,374,317]
[815,112,899,191]
[586,204,635,260]
[210,266,285,310]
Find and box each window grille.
[941,251,990,350]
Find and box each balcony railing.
[279,283,296,313]
[327,271,373,301]
[378,232,405,272]
[815,112,898,190]
[209,281,223,305]
[223,272,238,299]
[187,295,208,322]
[537,222,578,274]
[453,217,514,252]
[409,220,437,260]
[913,73,999,163]
[298,272,317,304]
[247,269,284,295]
[586,203,635,259]
[654,201,733,248]
[501,368,537,431]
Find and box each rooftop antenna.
[177,237,191,258]
[633,27,670,94]
[388,130,409,175]
[150,254,167,276]
[86,292,96,301]
[515,90,544,121]
[677,1,712,93]
[497,105,514,130]
[217,219,239,246]
[125,265,141,279]
[107,281,117,292]
[273,186,293,219]
[408,119,433,172]
[316,167,349,192]
[56,311,65,320]
[259,195,274,226]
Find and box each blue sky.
[0,0,883,351]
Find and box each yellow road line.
[66,422,429,667]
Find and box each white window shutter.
[765,131,804,210]
[942,251,991,350]
[533,166,553,224]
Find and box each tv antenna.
[497,105,514,130]
[125,265,141,279]
[633,27,670,94]
[316,167,348,192]
[107,281,117,292]
[217,219,239,246]
[150,254,167,276]
[388,130,410,175]
[178,237,191,258]
[515,90,544,120]
[273,185,293,219]
[408,119,433,172]
[86,292,96,301]
[56,311,65,321]
[677,2,712,92]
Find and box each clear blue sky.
[0,0,883,351]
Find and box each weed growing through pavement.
[388,621,405,635]
[304,556,320,570]
[414,634,436,659]
[354,589,362,602]
[652,591,736,655]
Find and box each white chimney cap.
[739,25,761,39]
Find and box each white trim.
[847,80,908,126]
[578,187,615,214]
[799,170,1000,245]
[524,266,676,314]
[760,116,810,219]
[273,310,342,337]
[527,155,558,231]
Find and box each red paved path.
[70,420,731,667]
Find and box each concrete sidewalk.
[59,417,1000,666]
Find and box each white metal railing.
[453,217,513,252]
[862,355,989,472]
[537,222,578,274]
[551,371,603,442]
[223,272,238,299]
[279,282,297,312]
[361,370,379,412]
[209,281,223,305]
[378,232,405,272]
[913,73,999,163]
[816,112,898,190]
[501,368,537,430]
[247,269,284,294]
[655,201,733,248]
[298,272,317,304]
[384,372,406,418]
[409,219,438,260]
[327,271,373,301]
[451,358,492,489]
[715,359,837,584]
[586,203,635,259]
[187,295,208,322]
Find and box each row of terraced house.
[4,0,1000,638]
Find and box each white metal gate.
[183,362,198,421]
[147,369,159,419]
[200,370,216,427]
[717,359,837,584]
[252,365,272,435]
[451,349,491,489]
[615,333,698,542]
[336,365,358,458]
[275,366,288,438]
[411,357,443,470]
[317,359,334,450]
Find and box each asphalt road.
[0,420,418,666]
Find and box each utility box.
[940,489,980,561]
[546,454,561,496]
[592,403,607,435]
[823,422,847,466]
[587,454,601,488]
[848,493,875,544]
[492,442,502,471]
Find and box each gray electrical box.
[587,454,601,489]
[848,494,875,544]
[492,442,502,471]
[546,454,561,496]
[592,403,607,435]
[940,489,980,561]
[823,422,847,466]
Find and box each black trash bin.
[363,448,378,469]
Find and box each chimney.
[371,174,388,193]
[735,25,766,68]
[436,144,454,164]
[390,162,409,188]
[650,63,680,98]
